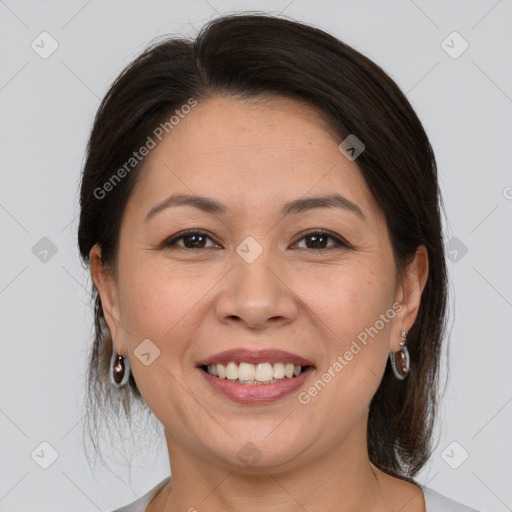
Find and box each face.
[91,95,427,473]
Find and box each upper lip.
[196,348,315,367]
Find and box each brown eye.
[162,229,350,251]
[293,230,349,250]
[164,230,218,249]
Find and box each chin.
[199,424,310,473]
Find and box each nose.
[213,248,299,330]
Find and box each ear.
[390,244,429,351]
[89,244,127,356]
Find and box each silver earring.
[389,330,409,380]
[109,350,131,388]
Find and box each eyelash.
[162,229,351,251]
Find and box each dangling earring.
[109,349,131,388]
[389,330,409,380]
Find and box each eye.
[162,229,351,251]
[293,229,350,250]
[163,230,219,249]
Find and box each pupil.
[308,234,325,248]
[187,234,204,248]
[184,233,327,249]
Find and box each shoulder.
[422,485,482,512]
[110,476,172,512]
[109,478,483,512]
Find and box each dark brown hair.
[78,12,448,478]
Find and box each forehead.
[126,95,381,226]
[159,95,343,166]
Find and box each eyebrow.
[144,192,365,223]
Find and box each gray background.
[1,0,511,510]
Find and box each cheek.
[117,261,217,347]
[306,261,394,339]
[305,263,394,391]
[293,271,395,446]
[116,265,209,422]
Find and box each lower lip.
[198,367,315,404]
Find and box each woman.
[78,13,481,512]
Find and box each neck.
[153,421,394,512]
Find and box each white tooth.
[225,361,239,380]
[238,362,256,381]
[255,362,274,382]
[284,363,294,379]
[293,365,301,376]
[273,362,285,379]
[217,363,226,379]
[210,365,218,377]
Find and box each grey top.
[111,476,482,512]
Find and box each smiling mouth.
[201,362,312,385]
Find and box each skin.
[90,95,429,512]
